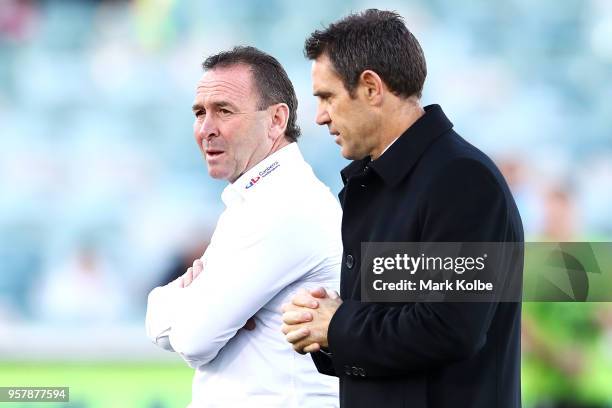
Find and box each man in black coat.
[281,9,524,408]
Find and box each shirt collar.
[380,135,401,157]
[221,142,303,207]
[340,104,453,187]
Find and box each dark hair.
[304,9,426,99]
[202,46,300,142]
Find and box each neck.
[231,137,291,184]
[269,135,291,154]
[371,98,425,160]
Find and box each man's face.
[311,54,378,160]
[192,65,272,183]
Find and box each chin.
[341,146,367,161]
[207,167,228,180]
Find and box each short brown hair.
[305,9,427,99]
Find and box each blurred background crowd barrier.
[1,0,611,407]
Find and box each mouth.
[205,149,225,160]
[330,132,341,145]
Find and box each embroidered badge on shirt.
[245,161,280,189]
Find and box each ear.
[268,103,289,141]
[358,70,384,106]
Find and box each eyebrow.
[313,91,332,98]
[192,100,238,112]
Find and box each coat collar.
[340,104,453,187]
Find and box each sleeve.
[145,251,212,352]
[145,284,180,352]
[326,158,516,377]
[311,349,338,377]
[164,210,334,368]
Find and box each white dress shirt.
[146,143,341,407]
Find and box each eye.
[194,109,206,118]
[219,108,233,116]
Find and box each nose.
[315,103,331,126]
[195,115,218,143]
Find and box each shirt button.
[346,254,354,269]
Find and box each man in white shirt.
[145,46,341,407]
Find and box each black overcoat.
[312,104,524,408]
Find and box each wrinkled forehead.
[195,65,257,108]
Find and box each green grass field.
[1,357,611,407]
[0,362,193,408]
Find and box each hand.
[281,287,341,354]
[171,258,204,288]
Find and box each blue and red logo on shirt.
[245,176,261,189]
[245,161,280,189]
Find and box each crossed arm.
[146,258,255,353]
[146,211,336,368]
